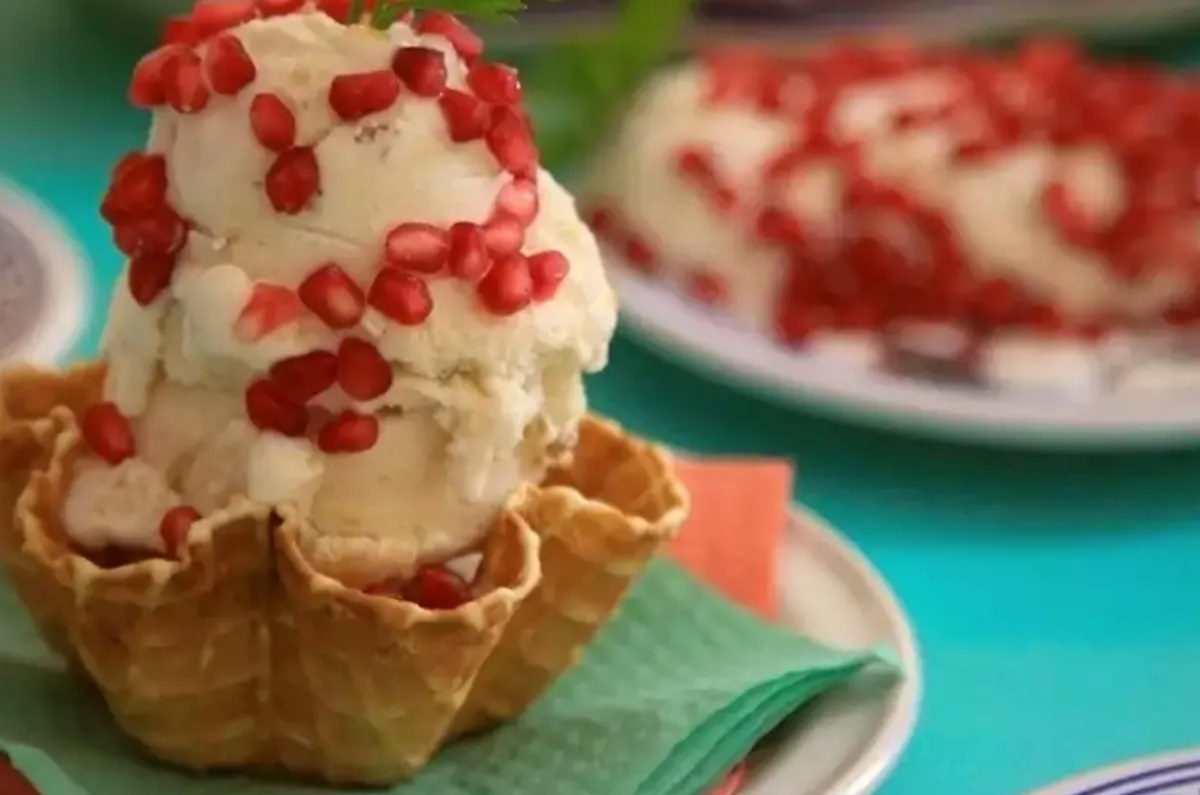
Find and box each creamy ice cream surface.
[72,3,617,580]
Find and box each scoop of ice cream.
[68,5,616,576]
[63,458,181,553]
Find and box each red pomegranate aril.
[585,205,616,237]
[102,154,168,224]
[205,33,257,96]
[337,338,393,401]
[494,177,539,225]
[191,0,257,39]
[1042,180,1095,247]
[439,90,488,142]
[972,278,1019,326]
[245,378,308,437]
[483,216,525,258]
[298,263,366,329]
[834,299,883,331]
[266,147,319,214]
[477,254,533,316]
[81,402,136,466]
[624,235,657,273]
[392,47,447,97]
[416,11,483,65]
[754,206,804,245]
[250,93,296,151]
[129,45,186,108]
[676,147,715,180]
[317,410,380,453]
[467,62,522,106]
[776,304,819,347]
[446,222,490,280]
[159,506,201,556]
[114,207,187,258]
[329,70,401,121]
[401,566,472,610]
[270,350,339,403]
[1026,303,1066,335]
[163,50,210,114]
[255,0,305,15]
[528,250,569,302]
[385,222,449,273]
[368,267,434,325]
[234,283,302,341]
[161,16,197,46]
[128,252,177,306]
[687,271,728,306]
[486,107,537,177]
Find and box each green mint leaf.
[348,0,366,23]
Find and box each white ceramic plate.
[613,266,1200,449]
[1022,748,1200,795]
[741,506,921,795]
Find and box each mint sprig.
[364,0,532,28]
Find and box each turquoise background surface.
[2,3,1200,794]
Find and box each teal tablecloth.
[2,4,1199,795]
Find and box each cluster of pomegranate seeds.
[364,565,473,610]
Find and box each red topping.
[234,283,302,341]
[369,267,434,325]
[385,222,449,273]
[270,351,339,403]
[528,251,569,302]
[687,270,729,306]
[328,70,401,121]
[584,205,616,237]
[128,252,177,306]
[317,410,380,453]
[129,45,187,109]
[205,33,257,96]
[400,565,473,609]
[416,12,483,65]
[494,177,539,226]
[81,403,136,466]
[438,90,488,142]
[113,207,187,258]
[392,47,448,97]
[161,16,198,46]
[477,254,532,315]
[265,147,320,214]
[486,107,537,177]
[191,0,257,39]
[101,153,168,225]
[483,216,525,258]
[1042,180,1097,248]
[255,0,305,15]
[250,93,296,152]
[337,338,394,401]
[624,235,657,273]
[467,62,522,106]
[163,49,210,114]
[298,262,366,329]
[245,378,308,437]
[447,222,490,280]
[159,506,201,556]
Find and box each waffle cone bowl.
[0,364,690,785]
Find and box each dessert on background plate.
[0,0,695,785]
[586,38,1200,398]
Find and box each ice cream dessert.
[586,40,1200,384]
[0,0,688,785]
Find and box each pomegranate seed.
[161,16,197,46]
[337,338,393,401]
[467,61,522,105]
[244,378,308,437]
[317,410,380,453]
[249,93,296,152]
[438,90,488,142]
[113,207,187,257]
[269,351,338,403]
[754,206,804,245]
[298,262,366,329]
[400,566,472,610]
[368,267,434,325]
[205,33,257,96]
[776,304,818,346]
[128,252,177,306]
[486,107,537,177]
[446,222,490,280]
[528,251,569,302]
[477,254,532,316]
[129,45,186,108]
[494,177,539,225]
[624,235,657,273]
[191,0,257,38]
[676,146,715,180]
[687,271,728,306]
[972,278,1019,326]
[265,147,319,214]
[483,216,525,258]
[416,12,483,65]
[159,506,201,556]
[585,205,616,237]
[163,50,210,114]
[1042,180,1096,247]
[385,222,449,273]
[255,0,304,15]
[392,47,447,97]
[328,70,401,121]
[234,283,302,341]
[81,403,137,466]
[101,154,168,225]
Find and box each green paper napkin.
[0,559,893,795]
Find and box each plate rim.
[1021,748,1200,795]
